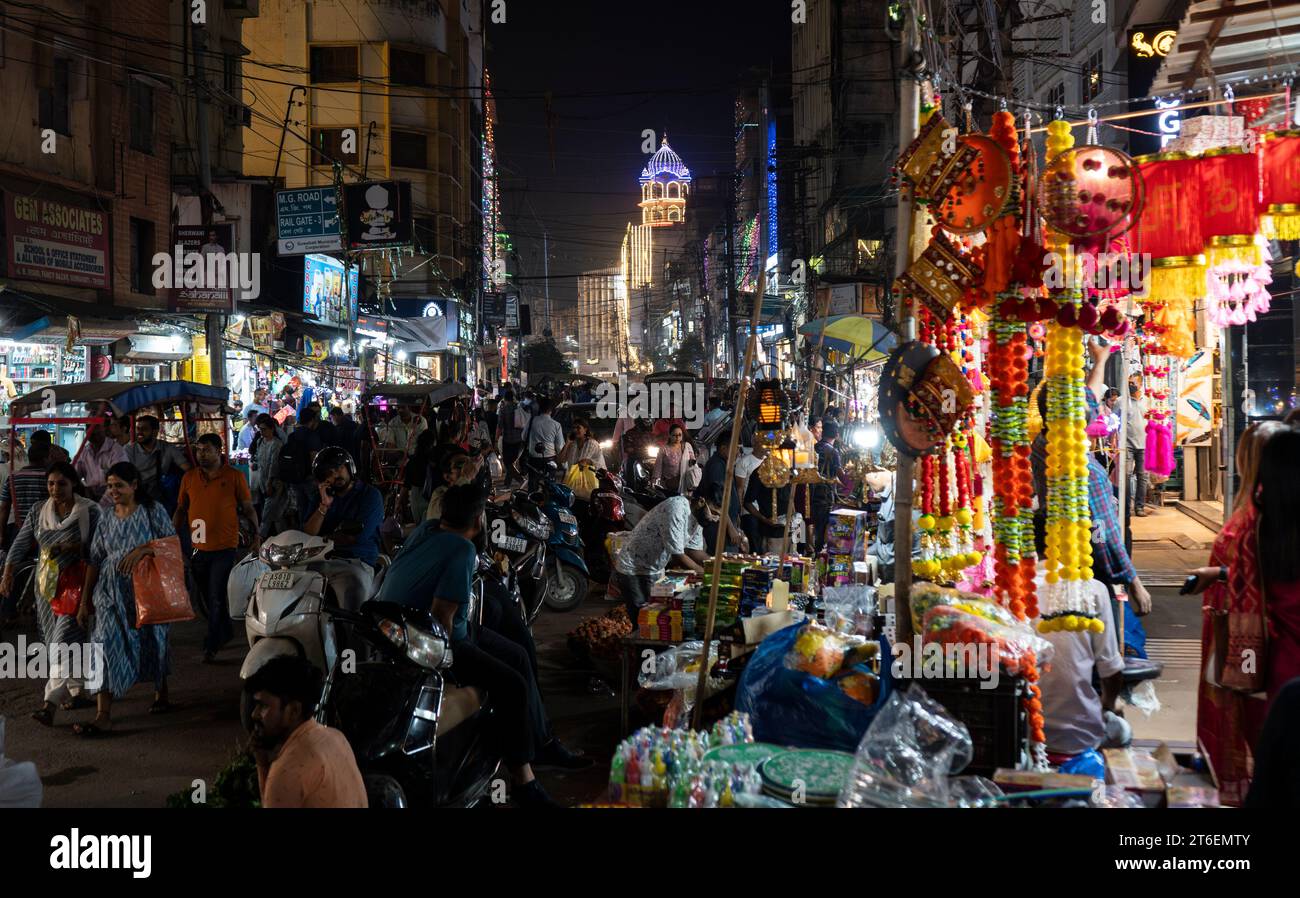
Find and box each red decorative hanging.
[1134,152,1203,259]
[1261,130,1300,240]
[1198,147,1261,239]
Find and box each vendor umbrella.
[798,315,898,362]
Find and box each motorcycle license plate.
[494,533,528,553]
[262,571,296,591]
[558,511,578,526]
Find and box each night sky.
[489,0,792,312]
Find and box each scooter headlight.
[646,445,660,459]
[378,619,453,670]
[263,541,308,566]
[405,622,453,670]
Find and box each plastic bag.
[921,605,1055,676]
[837,684,973,808]
[563,462,600,501]
[133,536,195,627]
[736,622,892,753]
[821,585,878,636]
[638,641,724,691]
[909,581,1018,633]
[0,718,42,808]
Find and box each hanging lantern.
[1198,146,1270,328]
[1133,151,1204,358]
[1261,130,1300,240]
[746,377,796,449]
[1198,146,1260,239]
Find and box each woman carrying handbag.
[0,462,99,727]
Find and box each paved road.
[0,590,621,808]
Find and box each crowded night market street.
[0,0,1291,876]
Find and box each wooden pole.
[777,289,835,561]
[891,19,923,650]
[691,265,767,730]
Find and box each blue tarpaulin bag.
[736,622,892,752]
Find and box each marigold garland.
[1038,118,1103,635]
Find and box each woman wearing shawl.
[74,461,177,736]
[0,462,100,727]
[1188,423,1300,804]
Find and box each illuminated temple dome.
[638,135,691,227]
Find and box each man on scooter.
[382,483,567,806]
[301,447,384,611]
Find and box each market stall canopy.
[360,381,471,406]
[799,315,898,362]
[1146,0,1300,125]
[10,380,230,417]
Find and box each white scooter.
[236,531,343,687]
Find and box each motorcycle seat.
[437,684,484,736]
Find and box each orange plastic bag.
[132,536,195,627]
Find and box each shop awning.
[0,287,143,345]
[110,333,193,363]
[1149,0,1300,124]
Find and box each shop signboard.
[276,187,342,255]
[355,315,390,339]
[249,316,275,352]
[483,292,508,327]
[303,254,359,328]
[335,366,363,393]
[1127,23,1181,156]
[170,224,238,313]
[506,294,520,331]
[828,284,857,316]
[5,193,110,289]
[344,180,413,250]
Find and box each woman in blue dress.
[74,461,176,736]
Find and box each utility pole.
[192,21,225,391]
[724,183,737,378]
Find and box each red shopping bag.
[133,536,196,627]
[49,561,87,617]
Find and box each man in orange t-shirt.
[175,433,260,662]
[247,656,366,808]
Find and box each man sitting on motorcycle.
[612,486,717,618]
[301,448,384,611]
[247,655,367,808]
[380,483,564,807]
[398,469,590,774]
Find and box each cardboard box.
[1104,748,1168,793]
[992,769,1099,792]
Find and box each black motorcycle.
[485,489,553,626]
[319,593,500,808]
